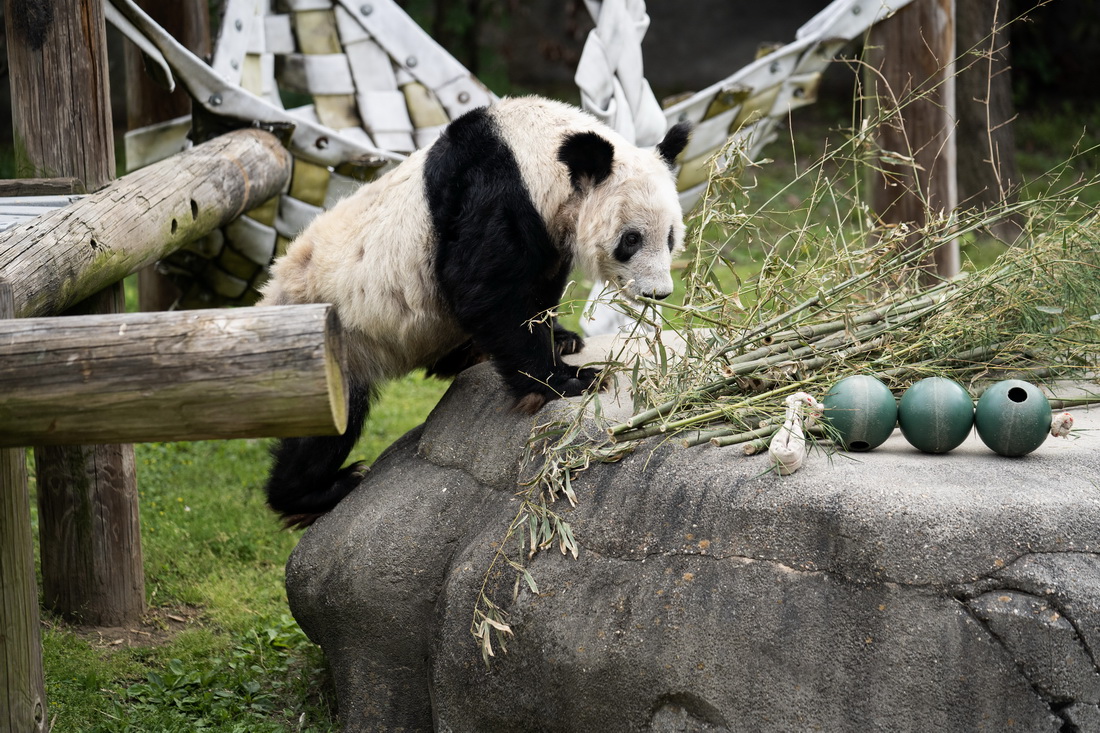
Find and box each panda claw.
[280,512,325,530]
[553,325,585,356]
[515,392,549,415]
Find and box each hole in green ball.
[1008,387,1028,403]
[850,440,871,451]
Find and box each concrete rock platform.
[286,349,1100,732]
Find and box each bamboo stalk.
[610,318,900,436]
[709,425,779,448]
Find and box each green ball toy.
[898,377,974,454]
[974,379,1051,457]
[823,375,897,451]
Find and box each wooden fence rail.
[0,127,291,318]
[0,304,348,448]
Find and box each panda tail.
[264,380,375,528]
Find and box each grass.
[32,374,449,732]
[29,100,1099,729]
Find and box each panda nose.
[644,291,671,301]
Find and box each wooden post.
[4,0,145,626]
[34,286,145,627]
[0,304,349,446]
[864,0,959,280]
[0,279,48,733]
[5,0,114,186]
[956,0,1021,243]
[126,0,211,311]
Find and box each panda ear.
[558,131,614,190]
[656,121,692,168]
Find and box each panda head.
[557,121,691,301]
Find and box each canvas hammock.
[101,0,913,311]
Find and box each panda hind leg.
[264,380,375,528]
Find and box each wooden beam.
[0,178,84,197]
[955,0,1021,243]
[5,0,134,633]
[0,304,349,447]
[0,128,291,318]
[0,280,48,733]
[32,286,145,627]
[864,0,959,280]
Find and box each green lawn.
[29,101,1098,731]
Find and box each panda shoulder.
[489,96,611,144]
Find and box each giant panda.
[260,95,691,526]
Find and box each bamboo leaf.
[522,569,539,594]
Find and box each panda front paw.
[277,461,369,529]
[551,365,603,396]
[514,366,605,414]
[553,324,585,356]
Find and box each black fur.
[557,131,615,190]
[426,107,600,406]
[425,339,488,379]
[656,121,692,168]
[264,380,375,525]
[613,229,644,262]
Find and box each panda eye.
[667,227,675,252]
[614,230,644,262]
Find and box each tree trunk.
[0,280,48,733]
[864,0,959,281]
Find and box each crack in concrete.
[959,597,1063,713]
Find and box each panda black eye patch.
[667,226,674,252]
[615,229,644,262]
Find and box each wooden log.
[956,0,1022,243]
[0,178,84,196]
[0,280,48,733]
[0,304,349,447]
[5,0,146,630]
[0,128,292,318]
[864,0,959,280]
[6,0,145,632]
[35,441,145,626]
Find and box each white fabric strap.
[576,0,666,146]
